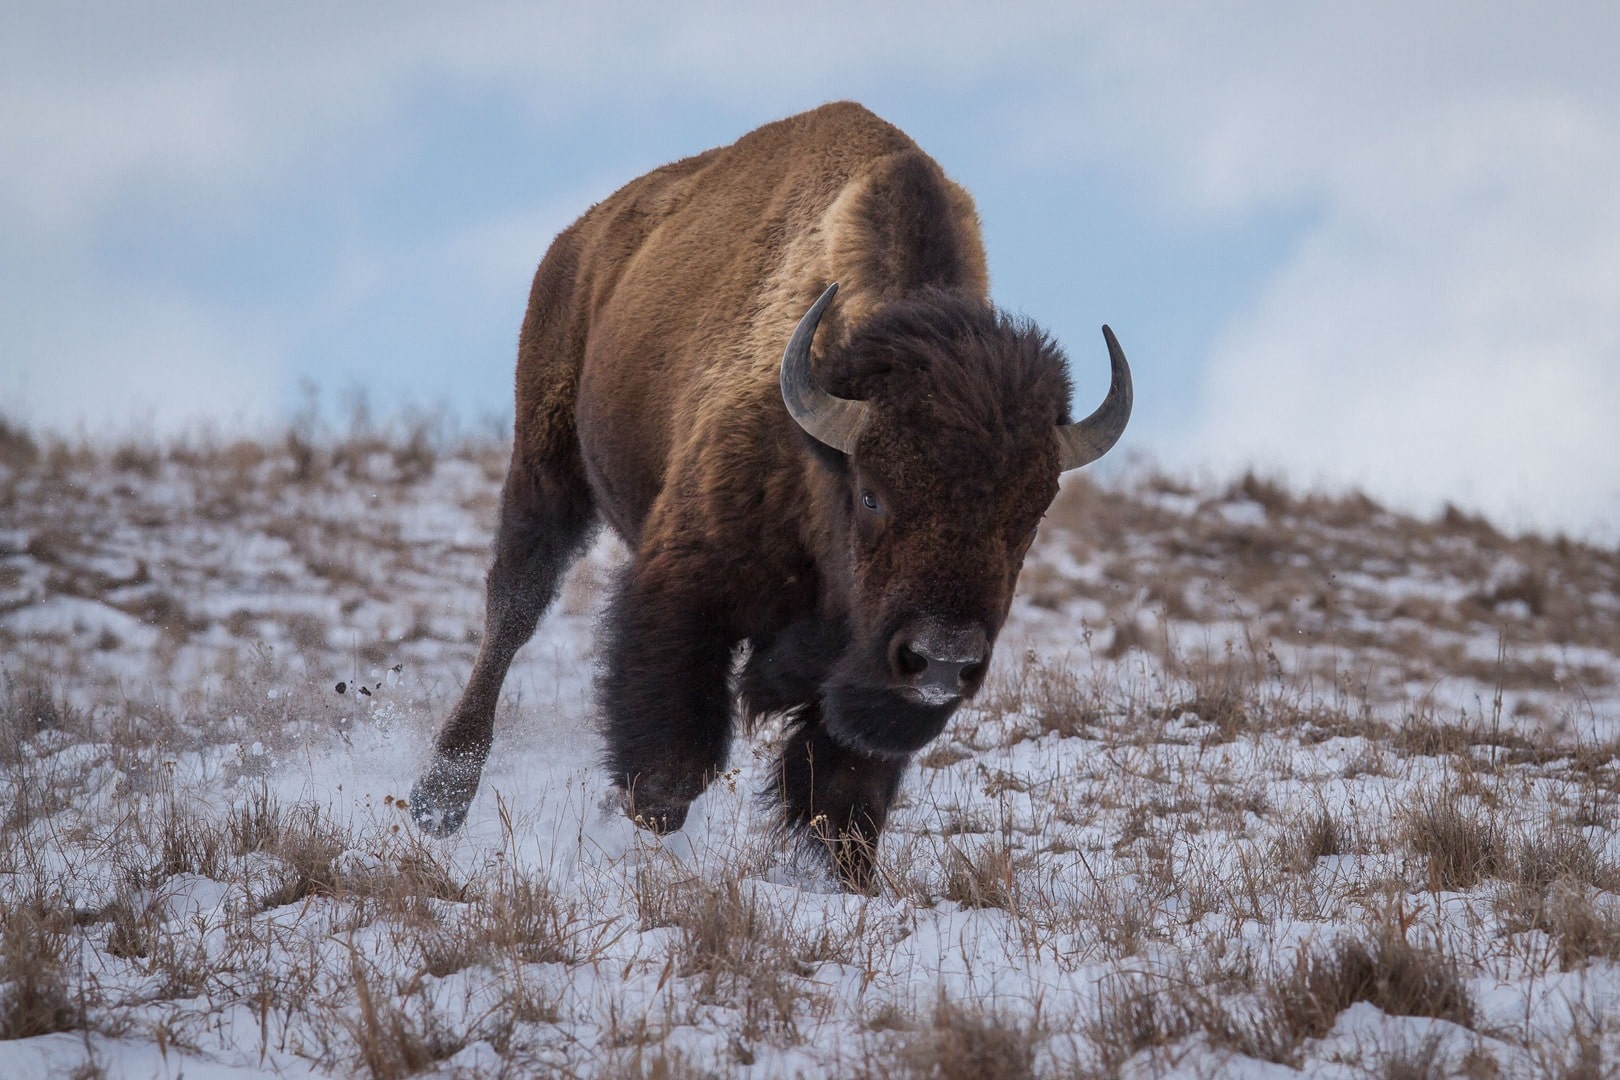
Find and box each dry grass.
[417,863,584,986]
[1376,1035,1451,1080]
[1495,825,1620,970]
[632,869,842,1042]
[940,836,1020,911]
[1402,789,1505,891]
[342,954,467,1080]
[855,996,1041,1080]
[1534,1006,1612,1079]
[1,671,90,769]
[1086,974,1295,1073]
[0,894,87,1039]
[476,870,577,966]
[592,1044,712,1080]
[985,651,1106,739]
[1275,803,1347,873]
[253,804,352,909]
[1084,921,1476,1073]
[1272,923,1475,1038]
[0,415,39,469]
[1506,879,1620,971]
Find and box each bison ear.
[781,283,870,455]
[1056,325,1133,472]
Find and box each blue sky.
[4,4,1618,537]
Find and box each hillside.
[3,423,1618,1078]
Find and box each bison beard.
[409,103,1131,890]
[733,616,954,887]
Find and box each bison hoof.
[818,835,881,895]
[409,756,482,837]
[619,789,690,836]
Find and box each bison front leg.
[776,708,908,892]
[410,457,595,836]
[599,557,736,834]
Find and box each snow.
[3,596,162,649]
[2,445,1618,1076]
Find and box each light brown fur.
[564,102,988,548]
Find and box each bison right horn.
[781,282,870,455]
[1056,325,1133,472]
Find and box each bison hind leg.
[771,704,907,893]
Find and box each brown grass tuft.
[1084,983,1199,1073]
[941,838,1019,911]
[595,1044,712,1079]
[1,671,89,768]
[858,996,1040,1080]
[1168,642,1270,743]
[256,804,350,910]
[1276,804,1345,873]
[635,867,841,1042]
[1496,826,1620,969]
[985,652,1105,739]
[1271,924,1475,1039]
[673,879,800,1028]
[1401,790,1503,891]
[1376,1034,1450,1080]
[342,955,466,1080]
[1081,923,1475,1074]
[476,870,578,967]
[0,415,40,468]
[1089,966,1302,1070]
[0,896,86,1039]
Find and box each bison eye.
[861,491,880,512]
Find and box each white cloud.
[1032,4,1620,536]
[0,3,1068,233]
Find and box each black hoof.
[816,830,881,894]
[619,788,690,836]
[409,755,481,836]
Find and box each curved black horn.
[780,282,869,455]
[1057,325,1133,472]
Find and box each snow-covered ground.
[2,430,1618,1078]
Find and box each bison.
[410,102,1131,888]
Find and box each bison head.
[780,283,1131,757]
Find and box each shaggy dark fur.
[411,103,1116,890]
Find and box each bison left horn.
[1056,325,1133,472]
[781,282,870,455]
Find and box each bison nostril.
[893,641,928,678]
[959,660,986,687]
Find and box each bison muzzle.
[410,102,1132,889]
